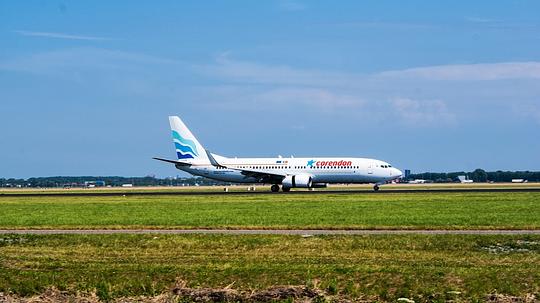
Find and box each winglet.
[205,150,227,168]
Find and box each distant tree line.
[0,176,228,188]
[409,169,540,183]
[1,169,539,188]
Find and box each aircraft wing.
[205,150,286,183]
[236,167,286,183]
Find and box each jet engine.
[282,174,313,188]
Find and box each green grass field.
[0,234,539,301]
[1,182,539,195]
[0,192,539,229]
[1,191,539,301]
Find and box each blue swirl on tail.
[172,130,198,159]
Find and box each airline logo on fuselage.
[307,160,353,167]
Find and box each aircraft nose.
[392,168,403,178]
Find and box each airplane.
[154,116,403,192]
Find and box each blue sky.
[1,1,539,178]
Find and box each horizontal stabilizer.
[152,157,191,166]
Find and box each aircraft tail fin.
[169,116,209,163]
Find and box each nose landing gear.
[373,184,380,191]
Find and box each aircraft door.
[368,162,374,174]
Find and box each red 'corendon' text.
[315,160,352,167]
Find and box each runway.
[1,187,540,197]
[1,229,540,235]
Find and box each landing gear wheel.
[373,184,380,192]
[282,187,291,192]
[271,184,280,192]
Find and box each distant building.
[511,179,528,183]
[404,169,411,179]
[457,176,473,183]
[84,181,105,187]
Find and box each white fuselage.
[176,156,402,184]
[157,116,403,190]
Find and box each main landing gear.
[271,184,280,192]
[270,184,291,192]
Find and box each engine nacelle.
[282,174,313,188]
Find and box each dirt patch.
[486,293,538,303]
[170,285,329,302]
[0,288,100,303]
[1,288,537,303]
[0,286,342,303]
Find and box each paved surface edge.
[1,229,540,235]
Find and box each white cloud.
[195,56,362,87]
[465,17,497,23]
[391,97,455,126]
[2,48,539,127]
[513,103,540,125]
[197,85,363,112]
[0,47,179,77]
[0,47,186,100]
[378,62,540,81]
[328,21,435,31]
[14,30,110,41]
[258,88,361,107]
[193,56,540,126]
[201,56,540,86]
